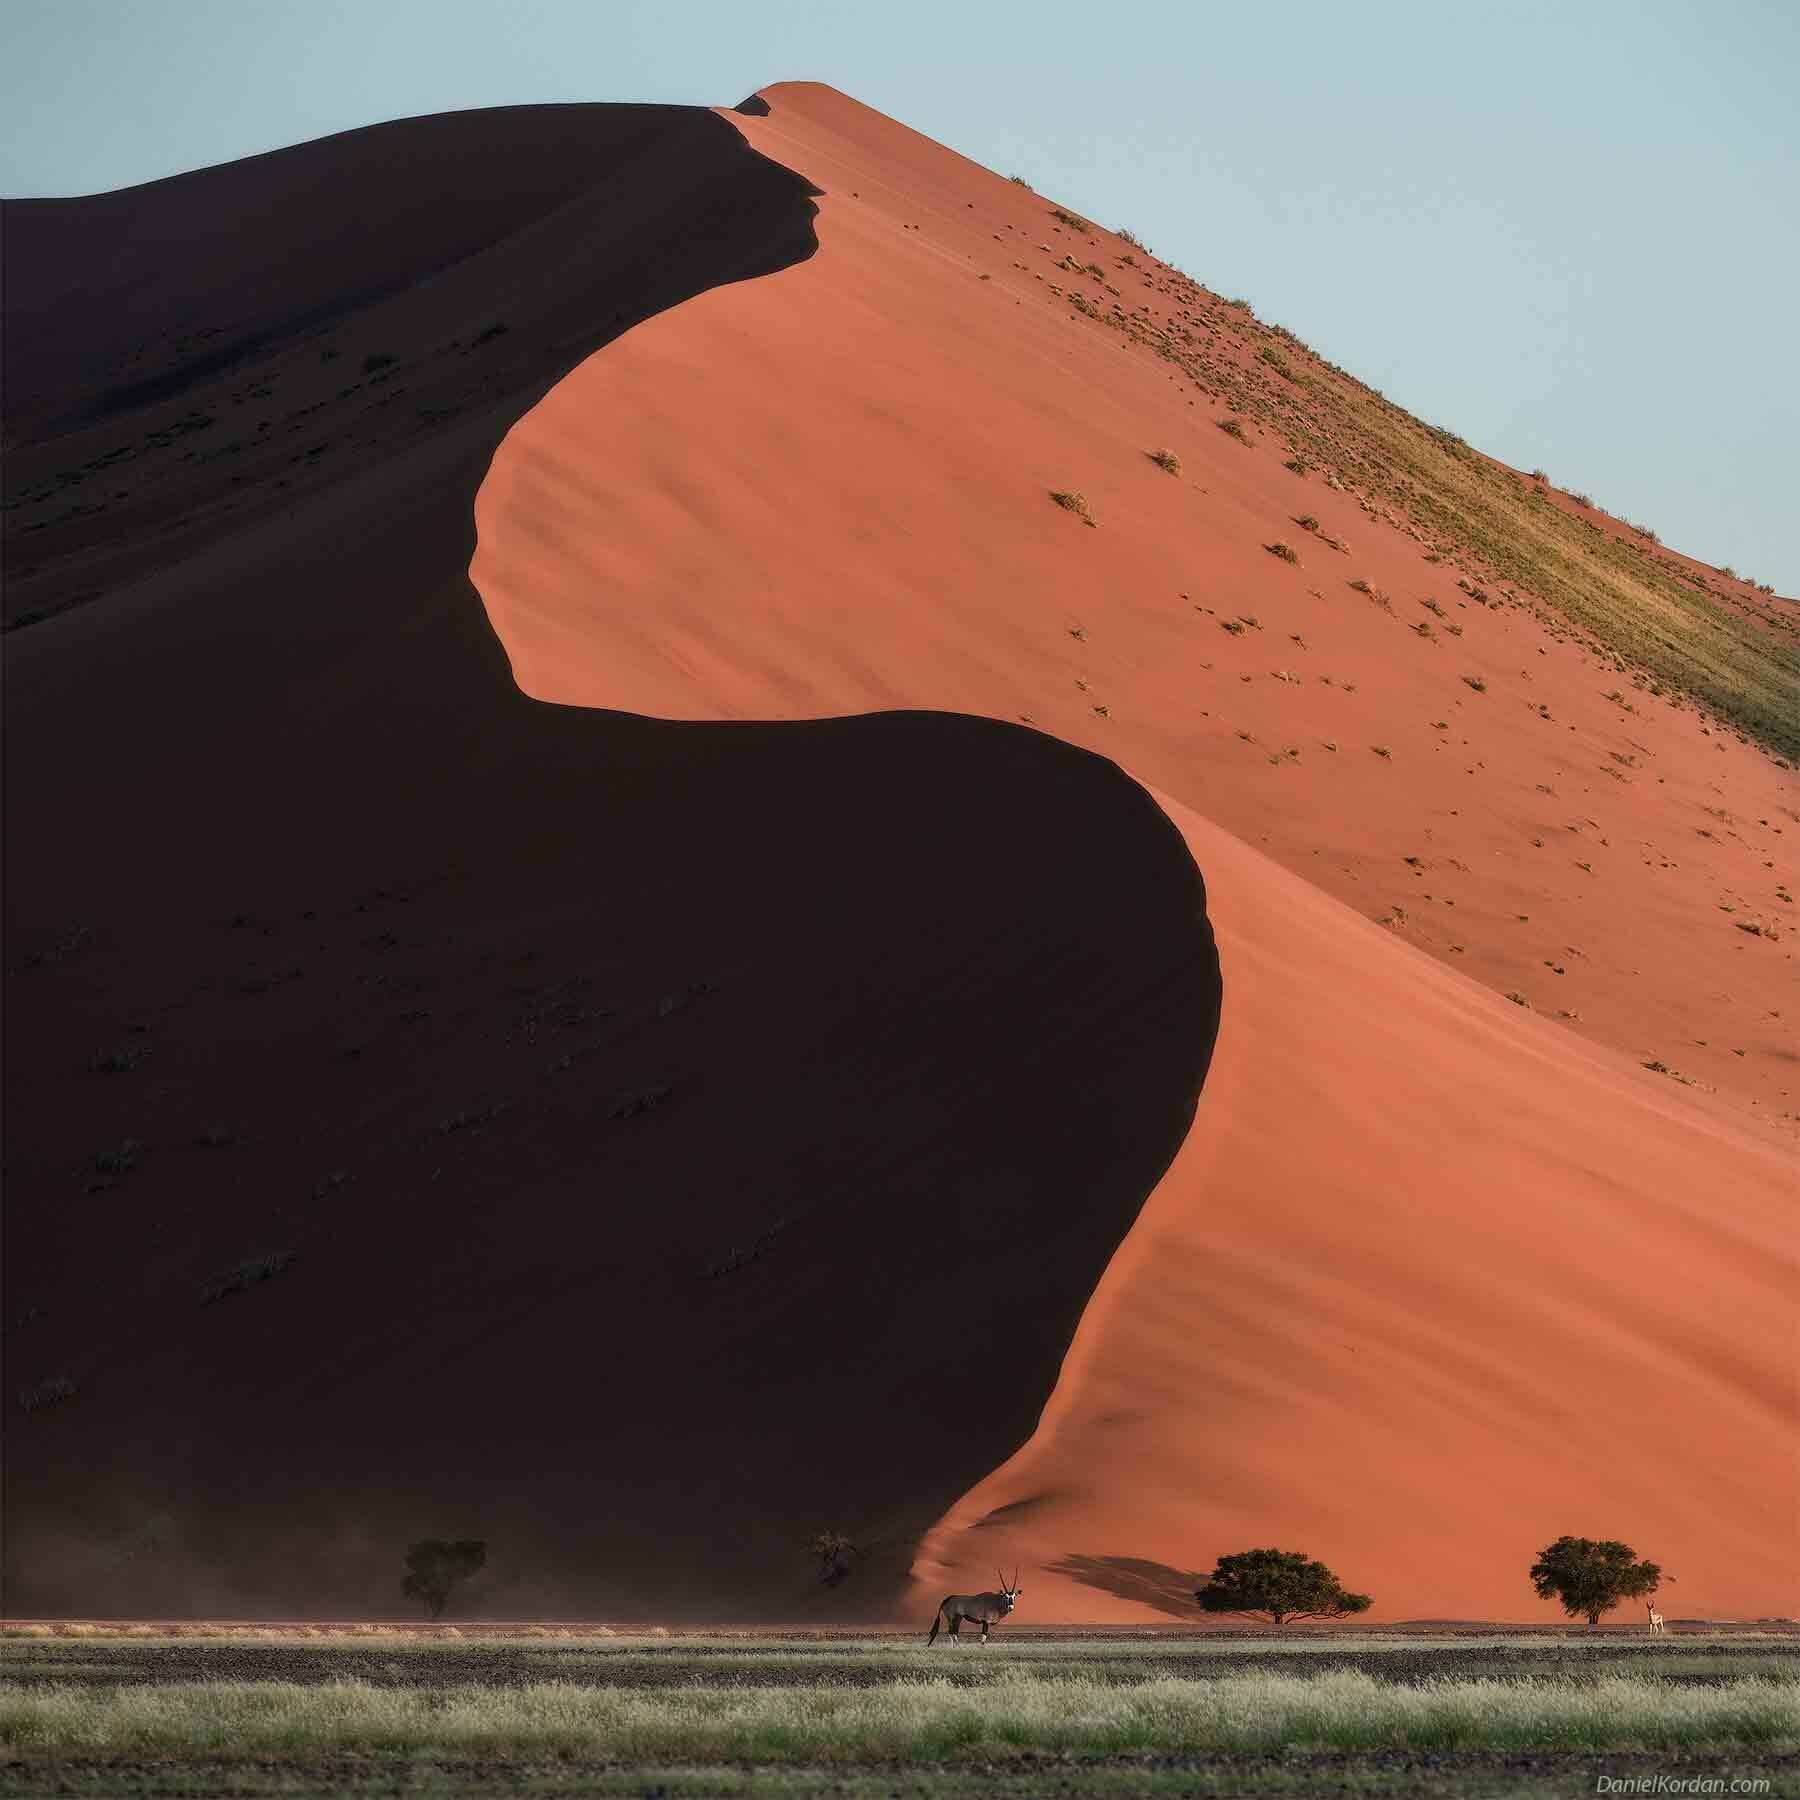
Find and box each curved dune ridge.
[470,83,1798,1621]
[1,105,1217,1619]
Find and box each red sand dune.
[476,84,1797,1125]
[4,81,1795,1625]
[914,791,1795,1623]
[471,83,1798,1621]
[2,104,1214,1620]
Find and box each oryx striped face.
[996,1567,1021,1613]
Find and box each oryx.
[926,1569,1021,1645]
[1646,1599,1667,1636]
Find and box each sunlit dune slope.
[476,81,1796,1129]
[916,792,1797,1623]
[471,82,1798,1620]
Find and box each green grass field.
[2,1628,1796,1797]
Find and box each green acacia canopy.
[1194,1548,1374,1625]
[1529,1536,1662,1626]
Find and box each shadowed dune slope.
[4,104,820,622]
[470,83,1798,1621]
[1,106,1219,1619]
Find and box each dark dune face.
[2,103,823,626]
[2,104,1220,1620]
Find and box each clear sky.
[6,0,1796,592]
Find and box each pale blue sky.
[5,0,1796,591]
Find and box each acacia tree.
[808,1531,857,1587]
[401,1538,487,1620]
[1194,1549,1373,1625]
[1529,1536,1661,1626]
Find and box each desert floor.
[3,1627,1796,1798]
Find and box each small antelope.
[926,1569,1021,1645]
[1647,1600,1667,1636]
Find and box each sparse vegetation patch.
[16,1376,77,1414]
[1057,244,1798,754]
[92,1140,141,1176]
[201,1250,294,1306]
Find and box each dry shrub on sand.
[1048,490,1097,527]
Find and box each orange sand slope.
[917,795,1796,1624]
[473,83,1798,1620]
[476,82,1796,1129]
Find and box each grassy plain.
[2,1628,1797,1797]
